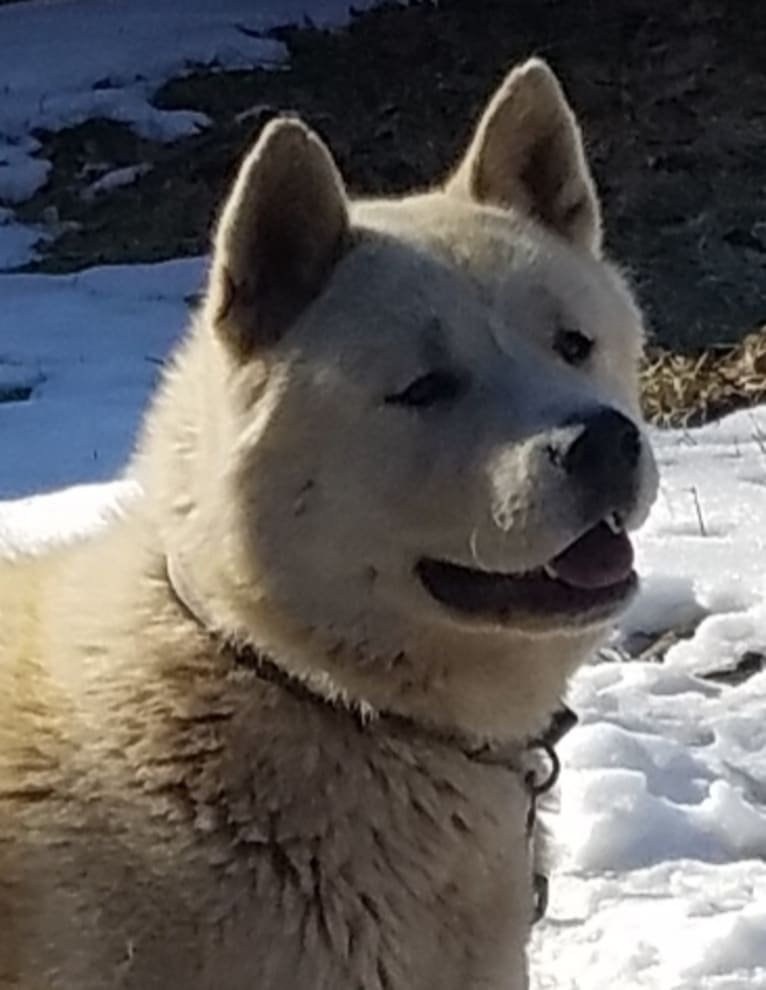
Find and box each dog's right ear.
[206,118,350,357]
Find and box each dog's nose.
[555,408,642,519]
[563,408,641,481]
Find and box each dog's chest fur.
[178,682,533,990]
[0,560,533,990]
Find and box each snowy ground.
[1,1,765,987]
[531,411,766,989]
[0,0,382,268]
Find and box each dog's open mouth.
[416,517,637,624]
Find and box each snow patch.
[0,258,204,496]
[81,164,153,201]
[0,0,382,216]
[0,480,139,558]
[0,208,46,268]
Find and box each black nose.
[563,408,642,482]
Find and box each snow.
[0,0,764,986]
[81,164,153,201]
[0,479,138,558]
[0,258,202,496]
[528,412,766,988]
[0,206,45,268]
[0,0,383,263]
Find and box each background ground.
[10,0,766,357]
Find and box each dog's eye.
[385,370,466,409]
[554,327,594,366]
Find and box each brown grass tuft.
[641,326,766,427]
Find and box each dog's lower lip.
[417,522,637,622]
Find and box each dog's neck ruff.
[165,553,577,924]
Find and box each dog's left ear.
[448,59,602,255]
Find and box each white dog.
[0,58,657,989]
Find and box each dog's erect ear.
[448,59,602,255]
[206,118,350,356]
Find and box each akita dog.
[0,59,657,989]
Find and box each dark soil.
[11,0,766,353]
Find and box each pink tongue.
[551,522,634,590]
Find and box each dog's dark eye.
[385,370,465,409]
[554,327,594,366]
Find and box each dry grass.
[641,326,766,427]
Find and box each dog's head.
[146,60,658,737]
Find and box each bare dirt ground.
[8,0,766,420]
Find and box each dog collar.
[165,553,576,924]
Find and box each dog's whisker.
[469,526,491,572]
